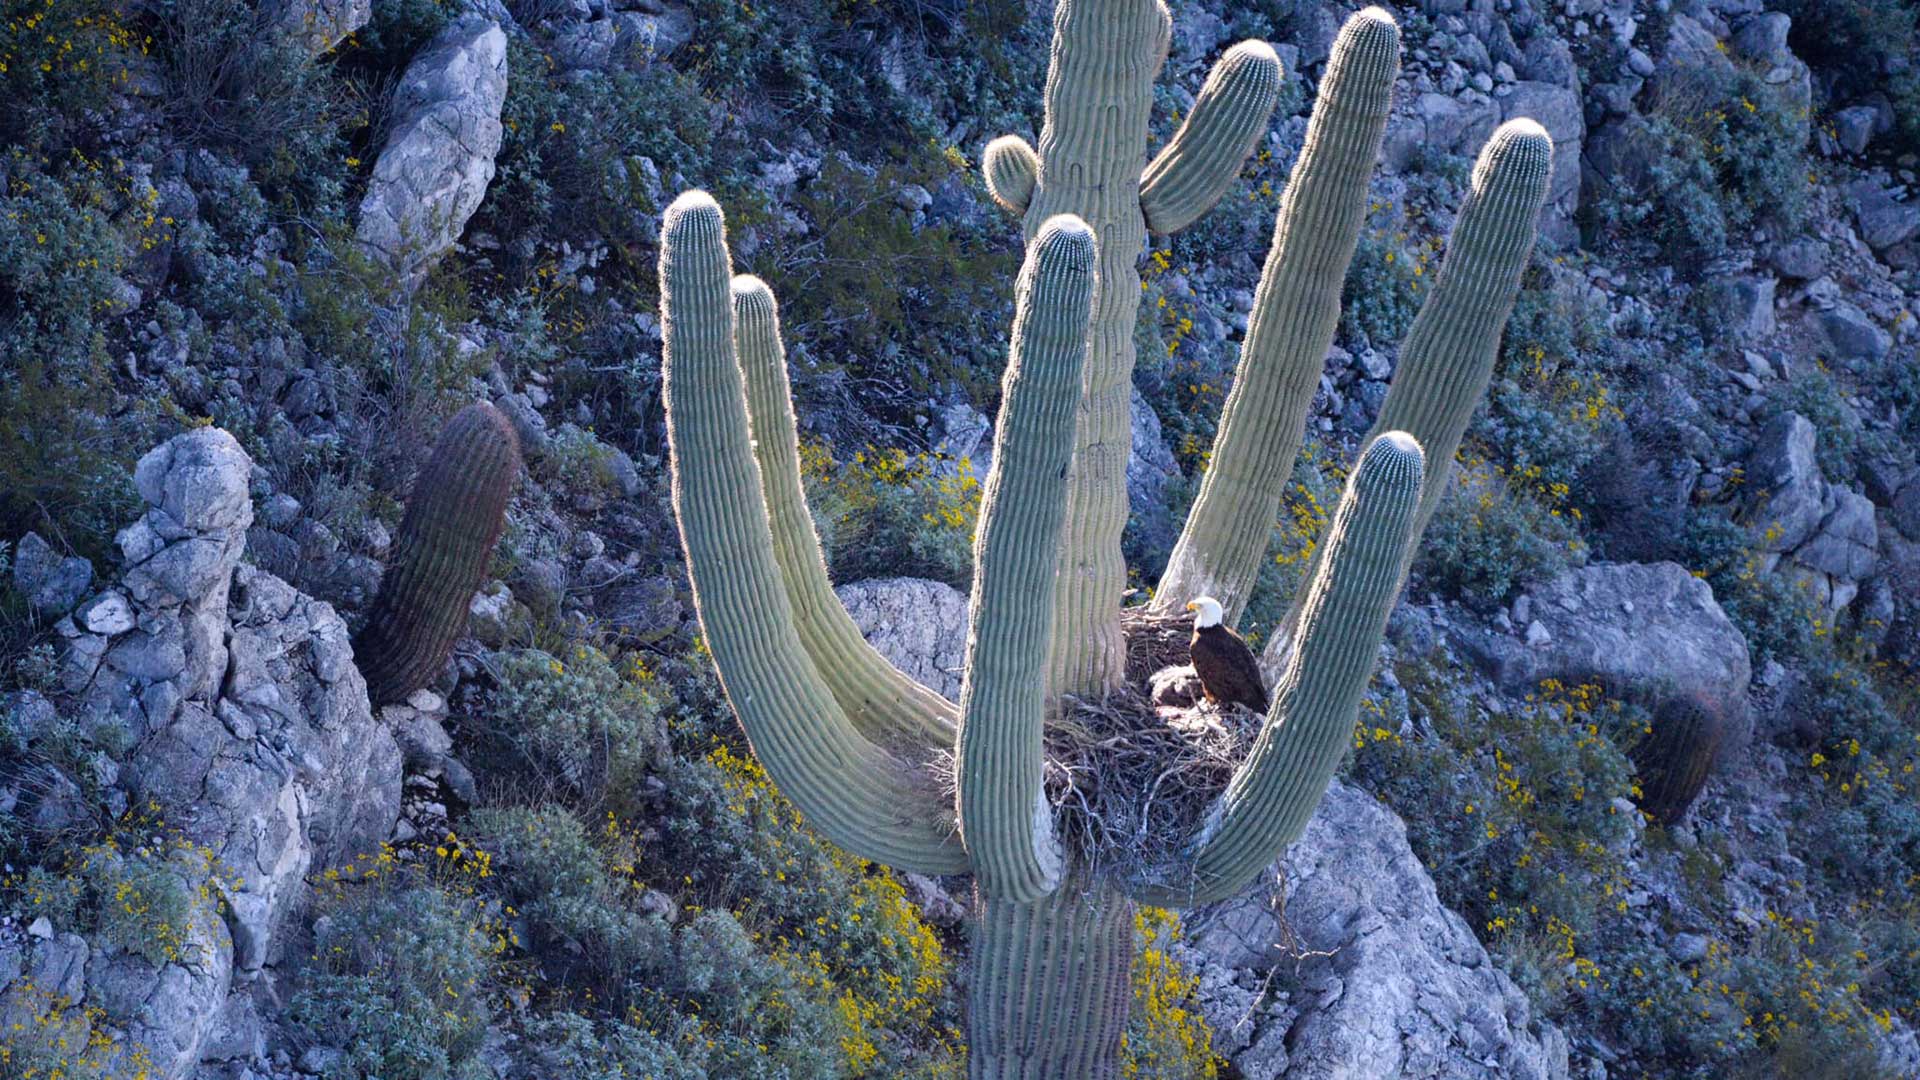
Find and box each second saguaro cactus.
[354,401,520,706]
[661,5,1556,1076]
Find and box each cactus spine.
[661,6,1558,1074]
[987,0,1282,696]
[354,401,519,706]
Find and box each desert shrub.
[1122,909,1222,1079]
[0,978,159,1080]
[485,645,665,804]
[0,156,146,559]
[14,831,229,968]
[514,1011,703,1080]
[1482,266,1620,496]
[143,0,350,209]
[292,845,505,1080]
[0,0,142,149]
[1681,509,1818,664]
[800,439,980,587]
[1339,227,1429,351]
[1417,460,1579,610]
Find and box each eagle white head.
[1184,596,1224,629]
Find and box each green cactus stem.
[1154,9,1400,625]
[969,880,1135,1080]
[732,274,959,754]
[984,135,1040,216]
[1139,39,1285,235]
[660,190,968,875]
[1134,432,1425,906]
[1260,117,1554,674]
[956,216,1098,903]
[354,401,519,706]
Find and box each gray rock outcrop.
[23,427,402,1079]
[1185,779,1571,1079]
[356,17,509,287]
[1454,561,1754,748]
[835,576,970,701]
[1747,412,1882,611]
[264,0,369,55]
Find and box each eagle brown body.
[1186,596,1269,713]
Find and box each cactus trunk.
[1024,0,1168,698]
[354,401,519,706]
[968,882,1136,1080]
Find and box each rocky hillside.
[1,0,1916,1077]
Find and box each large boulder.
[1453,562,1753,748]
[47,427,401,1078]
[356,17,508,287]
[1185,779,1571,1079]
[10,531,93,616]
[1846,180,1920,255]
[834,577,970,701]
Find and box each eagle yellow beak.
[1184,601,1197,612]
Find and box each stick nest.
[1042,687,1261,876]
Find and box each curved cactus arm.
[1259,119,1553,673]
[731,275,960,754]
[354,401,520,706]
[1139,39,1284,235]
[1030,0,1171,698]
[661,191,969,875]
[984,135,1040,217]
[1130,433,1424,907]
[1154,8,1400,626]
[957,217,1098,904]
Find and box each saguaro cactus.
[354,402,520,706]
[660,6,1555,1075]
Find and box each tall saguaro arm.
[731,275,960,755]
[660,192,969,876]
[955,217,1098,904]
[1155,9,1402,625]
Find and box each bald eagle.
[1185,597,1269,713]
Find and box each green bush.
[484,645,665,804]
[799,439,980,587]
[1417,460,1579,611]
[291,851,503,1080]
[1339,228,1428,351]
[14,832,228,969]
[1681,509,1818,665]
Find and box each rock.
[264,0,368,55]
[1893,481,1920,542]
[1127,385,1180,565]
[1502,81,1585,244]
[1583,115,1660,193]
[1794,491,1878,584]
[1669,932,1711,963]
[1834,105,1880,155]
[598,573,683,643]
[1661,15,1736,90]
[1847,181,1920,254]
[617,4,695,57]
[1813,303,1893,363]
[835,577,970,702]
[356,17,509,287]
[2,690,60,744]
[11,531,94,616]
[1769,237,1825,280]
[1455,562,1752,748]
[1701,274,1776,341]
[78,590,136,635]
[1730,13,1791,63]
[1747,412,1826,552]
[55,428,402,1051]
[1188,780,1571,1079]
